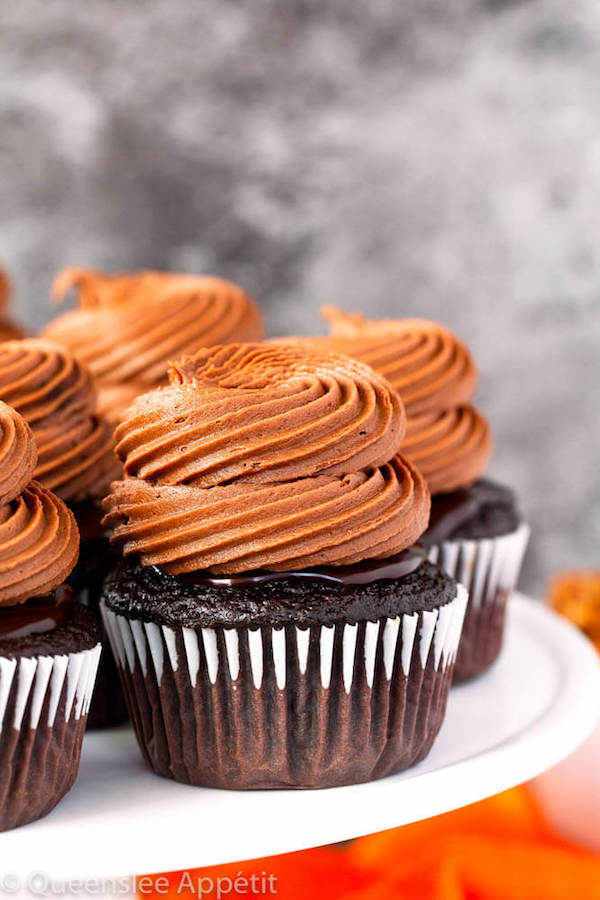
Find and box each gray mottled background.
[1,0,599,592]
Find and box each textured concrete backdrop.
[2,0,599,591]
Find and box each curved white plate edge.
[69,598,600,876]
[3,594,600,880]
[132,596,600,875]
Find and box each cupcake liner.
[426,523,530,682]
[69,536,129,729]
[0,643,101,831]
[102,585,467,789]
[85,636,129,729]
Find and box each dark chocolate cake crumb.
[102,558,457,629]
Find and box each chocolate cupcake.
[101,343,467,789]
[43,268,264,422]
[0,339,125,726]
[0,401,101,831]
[296,308,529,682]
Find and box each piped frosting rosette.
[321,307,477,415]
[402,406,492,495]
[0,401,79,604]
[0,339,119,503]
[311,310,527,683]
[43,269,265,421]
[297,307,494,494]
[103,343,431,574]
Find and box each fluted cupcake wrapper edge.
[0,643,102,831]
[427,522,530,682]
[101,585,467,789]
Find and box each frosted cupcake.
[101,343,467,789]
[301,308,530,682]
[43,268,264,422]
[0,339,123,726]
[0,402,100,831]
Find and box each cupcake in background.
[43,268,264,422]
[0,264,26,342]
[101,343,467,789]
[0,401,101,831]
[289,308,530,682]
[0,339,124,727]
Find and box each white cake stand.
[1,594,599,881]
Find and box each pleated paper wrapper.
[427,523,530,682]
[102,585,467,789]
[0,643,101,831]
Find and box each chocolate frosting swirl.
[320,307,477,415]
[402,406,493,495]
[43,268,264,420]
[0,402,37,505]
[278,309,492,494]
[0,402,79,605]
[115,344,405,486]
[104,344,430,574]
[104,455,429,574]
[0,482,79,604]
[0,339,119,502]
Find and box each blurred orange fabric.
[138,785,600,900]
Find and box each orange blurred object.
[138,786,600,900]
[549,571,600,651]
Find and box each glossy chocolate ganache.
[422,479,522,545]
[103,552,457,630]
[103,342,431,574]
[179,546,425,588]
[0,586,73,640]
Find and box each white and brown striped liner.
[103,588,467,693]
[426,523,530,681]
[0,644,101,734]
[0,642,101,831]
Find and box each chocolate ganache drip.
[423,479,521,545]
[177,546,426,588]
[0,585,73,639]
